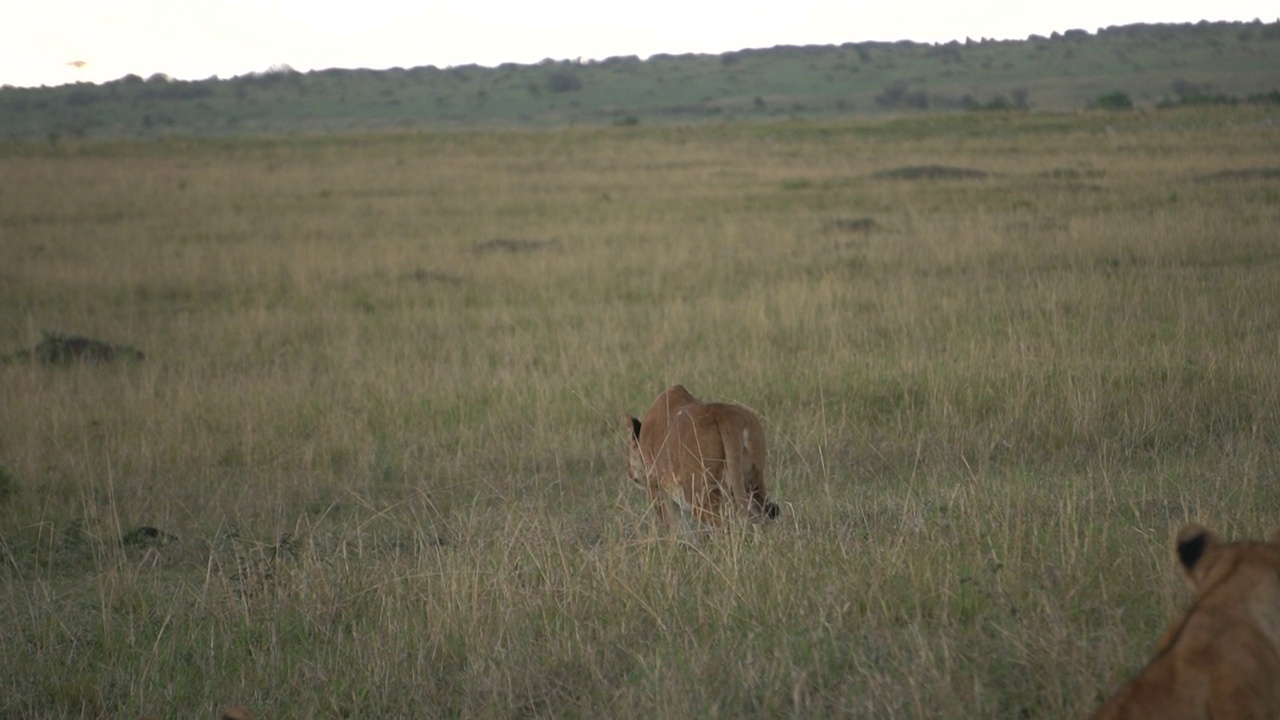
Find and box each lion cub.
[1090,523,1280,719]
[626,384,780,529]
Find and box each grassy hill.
[3,19,1279,141]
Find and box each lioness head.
[624,415,645,488]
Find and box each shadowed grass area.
[2,106,1279,718]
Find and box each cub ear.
[1176,523,1215,571]
[626,415,642,440]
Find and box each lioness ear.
[627,415,642,441]
[1176,523,1214,571]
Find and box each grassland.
[2,104,1280,718]
[3,20,1279,141]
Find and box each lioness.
[1090,523,1280,720]
[625,384,780,529]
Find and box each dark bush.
[875,81,928,109]
[1171,78,1209,98]
[546,69,582,93]
[985,94,1013,110]
[1091,91,1133,110]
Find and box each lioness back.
[1090,524,1280,720]
[625,384,780,528]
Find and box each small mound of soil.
[826,217,880,233]
[472,237,559,254]
[1195,167,1280,182]
[401,269,462,284]
[122,525,178,547]
[4,332,145,365]
[871,165,990,180]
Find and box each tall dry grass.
[2,107,1279,717]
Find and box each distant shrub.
[983,95,1014,110]
[875,81,928,110]
[1247,90,1280,105]
[1158,88,1280,109]
[1090,91,1133,110]
[546,69,582,93]
[1157,92,1236,108]
[64,85,101,107]
[962,89,1031,111]
[141,81,214,101]
[1171,78,1209,98]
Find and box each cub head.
[1175,522,1280,595]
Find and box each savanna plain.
[2,106,1279,719]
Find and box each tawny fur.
[626,384,780,529]
[1090,523,1280,720]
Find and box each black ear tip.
[629,416,642,438]
[1177,529,1209,569]
[765,502,780,520]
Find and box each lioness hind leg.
[743,464,780,520]
[718,421,753,519]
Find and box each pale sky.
[3,0,1276,88]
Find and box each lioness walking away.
[1090,523,1280,719]
[625,384,780,529]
